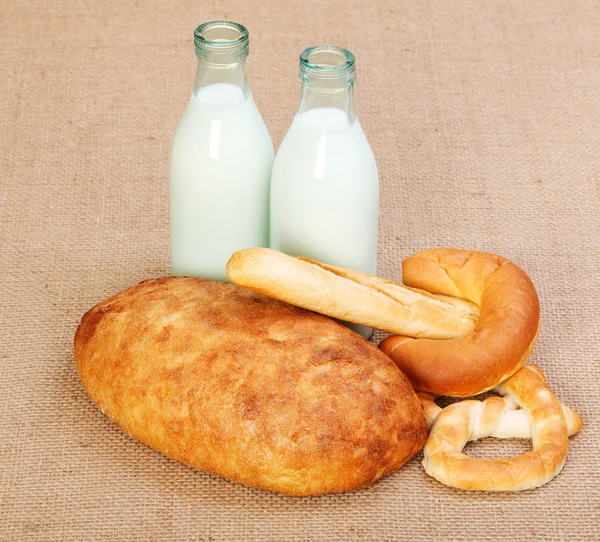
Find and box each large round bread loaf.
[74,277,427,496]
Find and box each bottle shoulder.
[174,92,269,131]
[171,93,274,154]
[274,116,378,173]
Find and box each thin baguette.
[226,248,479,339]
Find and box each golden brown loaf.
[380,249,541,397]
[226,248,480,339]
[74,277,428,496]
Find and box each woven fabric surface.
[1,0,599,540]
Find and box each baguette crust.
[227,248,479,339]
[74,277,428,496]
[380,249,540,396]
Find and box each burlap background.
[1,0,599,540]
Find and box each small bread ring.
[421,365,583,491]
[379,249,540,397]
[416,391,583,440]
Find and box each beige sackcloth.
[1,0,599,540]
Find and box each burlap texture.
[1,0,599,540]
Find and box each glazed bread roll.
[380,249,540,396]
[74,277,428,496]
[227,248,480,339]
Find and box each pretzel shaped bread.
[420,365,583,491]
[380,249,540,396]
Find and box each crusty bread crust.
[74,277,428,496]
[380,249,541,397]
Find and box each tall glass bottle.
[270,45,379,338]
[170,21,274,281]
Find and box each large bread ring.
[379,249,540,396]
[421,365,583,491]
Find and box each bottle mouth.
[300,45,356,81]
[194,20,249,59]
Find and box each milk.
[270,106,379,338]
[170,83,274,280]
[270,107,379,274]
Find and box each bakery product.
[226,248,480,339]
[419,365,583,491]
[228,248,540,398]
[380,249,540,396]
[417,386,583,440]
[74,277,428,496]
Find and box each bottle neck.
[297,45,357,123]
[191,20,250,99]
[298,78,356,122]
[193,56,249,98]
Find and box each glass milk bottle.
[270,45,379,338]
[170,21,274,280]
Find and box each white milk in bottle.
[170,21,274,281]
[270,46,379,338]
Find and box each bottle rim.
[300,45,355,74]
[194,21,249,57]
